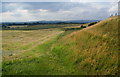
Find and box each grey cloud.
[1,2,115,22]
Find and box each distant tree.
[88,22,97,26]
[115,13,118,16]
[80,25,83,27]
[110,14,113,17]
[23,23,27,25]
[81,25,86,28]
[3,26,7,28]
[7,26,10,28]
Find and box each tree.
[115,13,118,16]
[110,14,113,17]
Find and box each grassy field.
[2,16,119,75]
[2,24,81,30]
[2,29,64,60]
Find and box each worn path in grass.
[21,30,63,52]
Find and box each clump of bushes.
[88,22,98,26]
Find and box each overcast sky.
[1,2,118,22]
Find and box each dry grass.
[2,29,63,60]
[50,16,119,75]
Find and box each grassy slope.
[3,16,119,75]
[51,16,119,75]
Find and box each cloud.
[1,2,117,22]
[1,3,37,22]
[2,0,119,2]
[38,9,48,12]
[108,3,118,13]
[70,0,119,2]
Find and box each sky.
[1,1,119,22]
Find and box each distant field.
[2,24,81,30]
[2,29,64,60]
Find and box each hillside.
[3,16,119,75]
[50,16,119,75]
